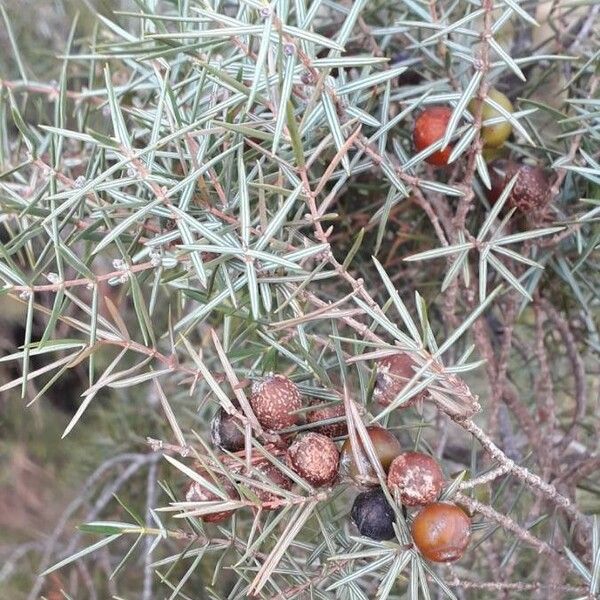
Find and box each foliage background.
[0,2,168,598]
[0,0,598,598]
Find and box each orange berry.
[413,106,454,166]
[411,502,471,562]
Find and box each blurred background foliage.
[0,4,178,598]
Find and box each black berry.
[210,404,245,452]
[351,488,396,541]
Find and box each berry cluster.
[186,374,342,522]
[344,422,471,562]
[412,89,552,214]
[185,359,472,564]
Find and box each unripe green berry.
[469,88,513,148]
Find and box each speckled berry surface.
[211,406,246,452]
[413,106,453,166]
[250,374,303,431]
[411,502,471,562]
[488,160,552,213]
[287,432,339,486]
[307,401,347,438]
[387,452,444,506]
[351,488,396,541]
[374,353,425,407]
[340,426,402,485]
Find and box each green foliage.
[0,0,599,598]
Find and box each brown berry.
[340,426,402,485]
[411,502,471,562]
[287,432,339,486]
[387,452,444,506]
[374,353,425,407]
[413,106,454,167]
[250,374,303,431]
[488,159,552,213]
[307,401,347,438]
[250,463,293,510]
[185,470,239,523]
[210,404,245,452]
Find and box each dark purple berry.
[211,405,245,452]
[351,488,396,541]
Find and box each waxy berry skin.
[413,106,454,166]
[250,374,303,431]
[469,88,514,148]
[351,488,396,541]
[287,432,339,487]
[374,353,425,407]
[487,160,552,213]
[211,406,245,452]
[387,452,444,507]
[340,426,402,485]
[306,401,347,438]
[411,502,471,563]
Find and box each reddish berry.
[351,488,396,541]
[413,106,453,166]
[340,426,402,485]
[412,502,471,562]
[250,374,303,431]
[287,432,339,486]
[374,353,425,407]
[487,160,552,213]
[185,469,238,523]
[307,401,347,438]
[387,452,444,506]
[250,462,293,510]
[211,404,245,452]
